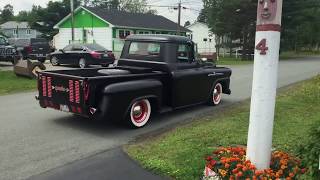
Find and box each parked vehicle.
[49,43,115,68]
[0,36,20,64]
[36,35,232,128]
[10,38,51,63]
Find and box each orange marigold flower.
[225,163,230,169]
[249,164,256,170]
[236,164,242,169]
[237,171,243,177]
[232,169,238,174]
[289,173,294,177]
[281,165,287,170]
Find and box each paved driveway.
[0,57,319,180]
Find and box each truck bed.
[37,66,167,117]
[42,66,156,78]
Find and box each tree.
[204,0,256,59]
[84,0,156,13]
[1,4,14,23]
[197,8,207,23]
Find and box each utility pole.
[246,0,283,170]
[70,0,75,42]
[177,0,181,35]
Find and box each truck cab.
[37,35,231,128]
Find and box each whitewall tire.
[128,99,151,128]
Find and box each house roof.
[0,21,30,29]
[55,6,190,32]
[126,34,191,43]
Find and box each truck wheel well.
[216,80,228,94]
[146,97,158,113]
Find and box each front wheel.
[127,99,151,128]
[209,82,223,106]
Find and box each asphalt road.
[0,57,320,180]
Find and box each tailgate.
[38,72,89,115]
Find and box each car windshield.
[85,44,107,51]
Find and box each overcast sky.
[0,0,203,25]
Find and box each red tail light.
[90,51,102,59]
[75,81,80,104]
[69,80,74,103]
[107,51,115,59]
[42,76,47,97]
[47,77,52,97]
[25,46,32,54]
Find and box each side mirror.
[59,49,65,53]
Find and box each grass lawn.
[126,76,320,180]
[280,51,320,60]
[216,57,252,65]
[0,71,37,95]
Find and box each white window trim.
[26,29,31,35]
[117,29,133,39]
[136,30,152,34]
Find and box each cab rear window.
[128,42,160,56]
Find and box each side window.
[72,44,83,51]
[63,44,73,51]
[177,44,191,62]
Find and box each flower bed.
[204,147,306,180]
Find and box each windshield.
[85,43,107,51]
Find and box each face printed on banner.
[258,0,277,22]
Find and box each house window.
[125,30,131,37]
[118,29,132,39]
[155,31,161,34]
[26,29,31,35]
[203,38,208,42]
[13,29,17,35]
[119,30,125,39]
[137,30,151,34]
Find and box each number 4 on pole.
[256,39,268,55]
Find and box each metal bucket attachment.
[14,59,46,79]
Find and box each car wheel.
[79,58,87,68]
[51,56,59,66]
[209,82,223,106]
[127,99,151,128]
[31,65,42,78]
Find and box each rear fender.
[98,79,162,121]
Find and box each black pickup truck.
[37,35,232,128]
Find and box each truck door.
[171,43,212,107]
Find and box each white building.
[186,22,216,54]
[53,6,190,56]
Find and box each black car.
[10,38,52,63]
[49,43,115,68]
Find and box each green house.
[53,6,190,55]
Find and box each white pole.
[246,0,283,170]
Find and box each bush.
[297,126,320,179]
